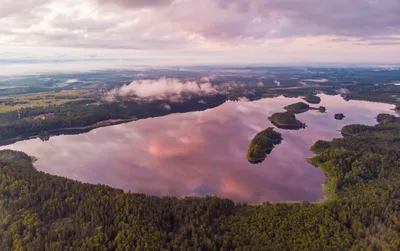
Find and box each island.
[316,106,326,113]
[268,111,306,129]
[247,127,283,164]
[303,95,321,104]
[284,102,326,114]
[284,102,310,114]
[334,113,345,120]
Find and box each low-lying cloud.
[65,79,79,84]
[303,78,329,83]
[337,88,350,94]
[161,103,172,110]
[106,77,220,101]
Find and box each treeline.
[1,113,400,250]
[0,94,227,142]
[344,82,400,105]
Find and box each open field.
[0,90,92,112]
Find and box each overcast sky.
[1,0,400,74]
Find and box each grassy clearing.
[0,90,91,112]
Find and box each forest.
[1,113,400,250]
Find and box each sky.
[1,0,400,74]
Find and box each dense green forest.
[268,111,306,130]
[246,128,282,163]
[1,113,400,250]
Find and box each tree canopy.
[303,95,321,104]
[247,127,282,163]
[284,102,310,114]
[268,111,306,129]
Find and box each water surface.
[1,95,395,203]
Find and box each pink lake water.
[1,94,395,203]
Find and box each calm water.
[1,95,395,203]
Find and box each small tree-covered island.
[284,102,310,114]
[334,113,345,120]
[284,101,326,114]
[317,106,327,113]
[246,127,283,163]
[268,111,306,129]
[303,95,321,104]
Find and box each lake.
[1,94,395,203]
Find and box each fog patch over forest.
[105,77,242,102]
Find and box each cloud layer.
[107,77,219,101]
[0,0,399,66]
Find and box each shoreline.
[0,118,136,147]
[0,99,228,147]
[269,119,306,130]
